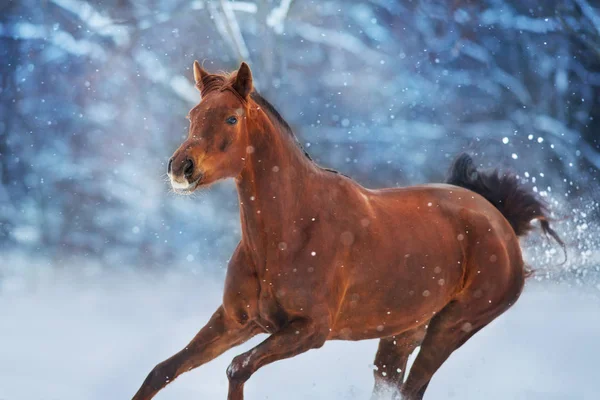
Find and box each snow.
[1,271,598,400]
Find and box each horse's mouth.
[172,176,202,195]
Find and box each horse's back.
[372,182,524,265]
[369,183,516,236]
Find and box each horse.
[132,61,564,400]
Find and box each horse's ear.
[193,60,208,90]
[232,62,253,99]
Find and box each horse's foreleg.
[132,306,260,400]
[225,317,329,400]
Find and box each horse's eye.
[226,116,238,125]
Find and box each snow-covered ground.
[1,271,599,400]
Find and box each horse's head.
[168,61,254,194]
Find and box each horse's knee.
[311,330,328,349]
[226,354,253,384]
[143,361,176,390]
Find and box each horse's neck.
[236,112,317,265]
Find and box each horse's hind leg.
[371,325,427,400]
[401,246,525,399]
[398,300,488,400]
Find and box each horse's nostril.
[167,158,173,174]
[183,158,194,179]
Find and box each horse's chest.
[254,277,310,332]
[254,286,288,332]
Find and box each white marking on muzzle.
[169,176,192,190]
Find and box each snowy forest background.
[2,1,600,400]
[1,0,599,285]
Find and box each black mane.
[250,91,313,161]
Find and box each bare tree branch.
[290,21,384,64]
[219,0,250,61]
[267,0,294,34]
[574,0,600,35]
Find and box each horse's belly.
[329,244,465,340]
[330,285,451,340]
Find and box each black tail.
[446,153,565,259]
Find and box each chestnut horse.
[133,62,563,400]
